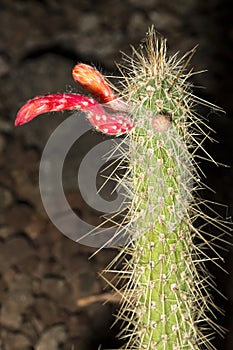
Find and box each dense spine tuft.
[104,28,227,350]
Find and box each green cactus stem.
[103,28,228,350]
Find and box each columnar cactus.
[101,30,226,350]
[15,28,227,350]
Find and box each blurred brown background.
[0,0,232,349]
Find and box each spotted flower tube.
[15,28,228,350]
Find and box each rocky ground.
[0,0,233,349]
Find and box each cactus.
[15,28,229,350]
[103,29,226,350]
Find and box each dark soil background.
[0,1,232,349]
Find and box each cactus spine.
[104,28,226,350]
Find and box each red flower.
[15,64,134,135]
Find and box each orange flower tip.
[72,63,117,103]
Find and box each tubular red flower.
[15,92,133,135]
[15,64,135,135]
